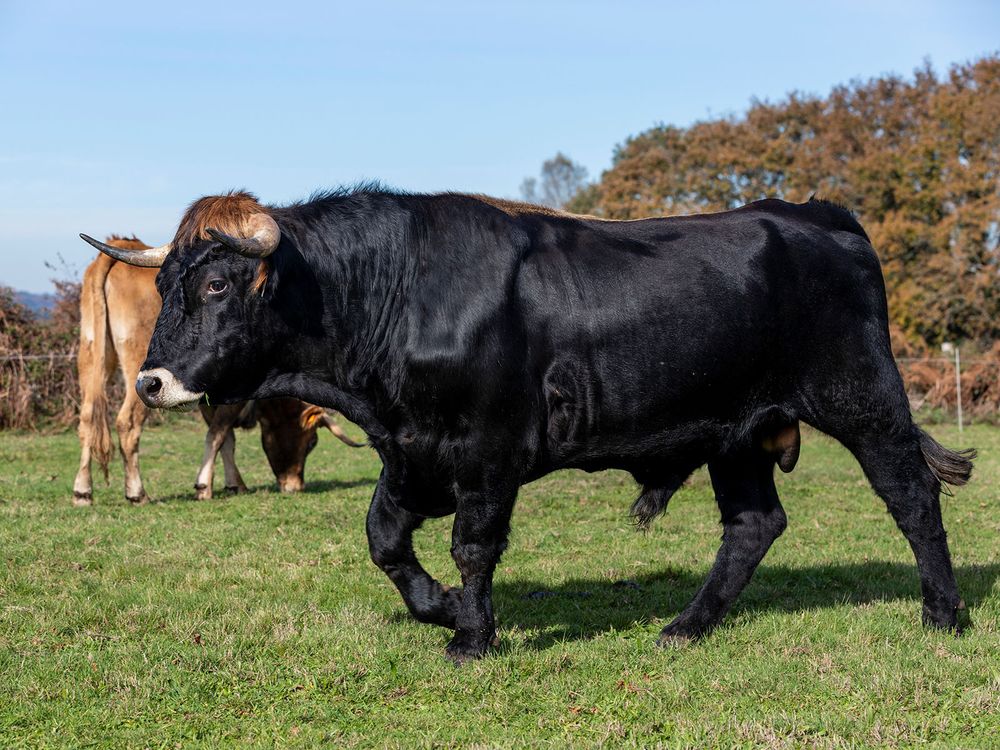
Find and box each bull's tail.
[918,428,976,487]
[77,255,116,482]
[629,471,692,529]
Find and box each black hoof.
[72,491,92,507]
[922,600,966,634]
[657,618,713,648]
[445,631,496,665]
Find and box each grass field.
[0,418,997,748]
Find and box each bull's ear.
[299,405,324,430]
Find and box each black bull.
[82,191,975,662]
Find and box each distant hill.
[14,290,56,319]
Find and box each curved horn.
[79,234,171,268]
[319,412,365,448]
[205,213,280,258]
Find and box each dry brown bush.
[0,283,82,430]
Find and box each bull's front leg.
[446,473,517,664]
[366,471,462,628]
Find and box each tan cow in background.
[73,235,361,505]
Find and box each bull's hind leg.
[366,471,463,629]
[445,472,517,663]
[846,429,966,630]
[659,450,787,644]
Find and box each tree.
[520,152,590,209]
[583,56,1000,347]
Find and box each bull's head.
[80,193,282,410]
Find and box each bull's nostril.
[144,376,162,396]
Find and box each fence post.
[954,346,963,433]
[941,342,963,432]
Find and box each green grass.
[0,419,997,748]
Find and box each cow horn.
[319,412,365,448]
[79,234,172,268]
[206,213,281,258]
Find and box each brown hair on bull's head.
[79,190,281,267]
[172,191,273,248]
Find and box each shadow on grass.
[136,477,375,504]
[488,562,1000,650]
[299,477,375,494]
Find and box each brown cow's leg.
[74,257,107,505]
[658,451,787,645]
[219,429,248,493]
[194,426,229,500]
[73,431,95,506]
[366,472,463,629]
[73,413,96,506]
[195,405,247,500]
[116,386,150,504]
[73,359,117,506]
[73,308,117,507]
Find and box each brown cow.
[73,235,361,505]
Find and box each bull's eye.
[207,279,228,295]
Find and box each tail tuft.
[918,429,976,487]
[630,486,673,529]
[629,470,693,529]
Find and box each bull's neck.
[271,196,415,410]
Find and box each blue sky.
[1,0,997,292]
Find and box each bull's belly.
[541,415,729,476]
[540,352,754,466]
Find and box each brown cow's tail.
[918,428,976,487]
[77,255,115,483]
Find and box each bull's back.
[516,201,886,456]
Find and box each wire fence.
[0,353,75,361]
[0,348,82,429]
[896,355,1000,429]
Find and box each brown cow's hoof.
[72,491,93,507]
[194,484,212,501]
[126,492,149,505]
[223,485,244,495]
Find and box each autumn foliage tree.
[570,56,1000,349]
